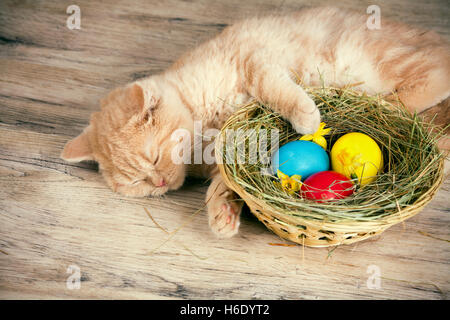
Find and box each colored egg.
[271,140,330,179]
[330,132,383,186]
[301,171,354,202]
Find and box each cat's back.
[218,7,448,91]
[225,6,444,47]
[168,6,449,112]
[221,7,365,48]
[176,7,447,75]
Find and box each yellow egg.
[330,132,383,186]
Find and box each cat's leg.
[206,171,243,238]
[241,55,320,134]
[419,97,450,176]
[396,74,450,176]
[391,68,450,152]
[395,67,450,114]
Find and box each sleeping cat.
[61,7,450,238]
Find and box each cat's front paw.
[207,190,243,238]
[290,100,321,134]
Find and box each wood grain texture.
[0,0,449,300]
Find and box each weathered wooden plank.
[1,138,448,299]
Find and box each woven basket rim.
[217,157,444,229]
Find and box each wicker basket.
[216,91,444,247]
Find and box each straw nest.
[216,86,445,247]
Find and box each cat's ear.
[126,83,159,120]
[61,128,94,162]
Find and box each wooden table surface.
[0,0,449,300]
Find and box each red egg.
[300,171,354,202]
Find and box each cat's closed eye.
[153,153,160,166]
[131,179,145,186]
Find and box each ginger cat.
[61,7,450,238]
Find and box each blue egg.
[271,140,330,179]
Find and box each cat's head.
[61,80,193,197]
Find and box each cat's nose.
[155,178,167,187]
